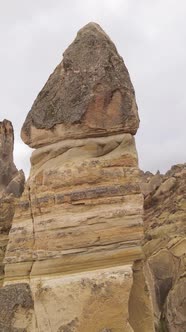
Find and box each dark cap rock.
[21,22,139,148]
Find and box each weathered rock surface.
[128,260,155,332]
[0,23,153,331]
[21,22,139,148]
[0,283,35,331]
[1,24,185,332]
[0,120,25,286]
[141,164,186,332]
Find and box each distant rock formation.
[0,119,25,287]
[141,164,186,332]
[1,23,154,331]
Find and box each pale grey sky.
[0,0,186,177]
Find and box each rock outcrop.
[21,22,139,148]
[141,164,186,332]
[0,23,154,331]
[0,119,25,286]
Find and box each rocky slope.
[0,119,25,286]
[0,23,154,332]
[141,164,186,332]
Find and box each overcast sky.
[0,0,185,177]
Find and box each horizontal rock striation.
[5,133,143,279]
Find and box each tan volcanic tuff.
[0,120,25,287]
[141,164,186,332]
[2,23,154,331]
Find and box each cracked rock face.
[0,120,25,286]
[141,164,186,332]
[2,23,154,332]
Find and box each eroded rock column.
[3,23,145,332]
[0,120,25,287]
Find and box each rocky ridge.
[0,23,154,331]
[141,164,186,332]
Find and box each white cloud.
[0,0,185,176]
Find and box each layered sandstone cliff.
[0,23,154,332]
[0,119,25,287]
[141,164,186,332]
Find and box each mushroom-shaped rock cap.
[21,22,139,148]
